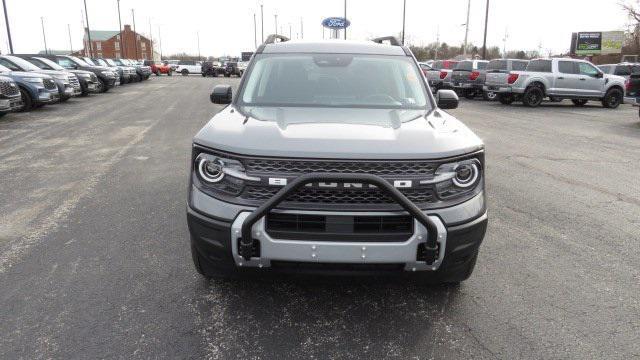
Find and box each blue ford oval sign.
[322,17,350,29]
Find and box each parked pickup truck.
[451,60,489,99]
[425,60,458,92]
[483,59,529,101]
[488,58,626,108]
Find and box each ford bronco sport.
[188,35,487,284]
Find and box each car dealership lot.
[0,76,639,359]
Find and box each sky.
[0,0,631,58]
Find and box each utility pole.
[131,9,139,59]
[117,0,123,58]
[343,0,347,40]
[68,24,73,53]
[149,18,153,59]
[463,0,471,57]
[401,0,406,45]
[274,14,278,36]
[482,0,490,59]
[289,23,291,39]
[260,4,264,42]
[2,0,13,53]
[41,17,48,55]
[253,13,257,48]
[83,0,92,57]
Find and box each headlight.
[101,71,114,77]
[52,74,67,81]
[24,77,44,84]
[78,73,91,79]
[194,153,258,197]
[433,158,482,199]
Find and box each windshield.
[106,59,116,66]
[4,56,42,71]
[83,58,97,66]
[114,59,124,66]
[0,64,11,72]
[239,53,429,109]
[69,56,90,66]
[33,57,65,70]
[94,59,108,66]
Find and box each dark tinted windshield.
[240,53,429,109]
[33,57,65,70]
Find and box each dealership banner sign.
[575,31,624,55]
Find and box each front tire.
[181,69,189,76]
[602,88,623,109]
[18,88,34,111]
[522,86,544,107]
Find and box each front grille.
[69,76,80,89]
[245,158,436,176]
[271,261,405,272]
[242,186,435,205]
[0,81,19,96]
[266,213,413,242]
[43,78,56,90]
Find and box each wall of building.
[83,25,153,60]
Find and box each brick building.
[80,25,153,60]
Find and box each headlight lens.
[433,158,482,199]
[194,153,252,196]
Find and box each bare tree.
[620,1,640,51]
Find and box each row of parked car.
[420,58,631,109]
[0,54,152,117]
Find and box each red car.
[143,60,172,76]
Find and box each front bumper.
[624,97,638,106]
[0,96,23,112]
[188,174,487,274]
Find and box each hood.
[193,106,484,159]
[2,70,52,79]
[85,65,111,71]
[604,74,626,85]
[69,69,94,76]
[30,69,68,78]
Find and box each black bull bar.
[239,173,439,261]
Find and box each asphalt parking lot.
[1,76,639,359]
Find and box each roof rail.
[264,34,290,45]
[371,36,402,46]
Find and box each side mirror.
[436,89,459,109]
[595,72,604,79]
[210,84,232,104]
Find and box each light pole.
[83,0,93,57]
[274,14,278,36]
[289,23,291,39]
[2,0,13,53]
[68,24,73,53]
[260,4,264,42]
[482,0,489,59]
[197,31,201,60]
[149,18,153,59]
[463,0,471,57]
[158,25,163,60]
[253,13,257,48]
[343,0,347,40]
[117,0,123,58]
[131,9,139,59]
[41,17,48,55]
[401,0,406,45]
[300,17,303,39]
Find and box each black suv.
[201,61,224,77]
[224,62,242,77]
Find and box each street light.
[83,0,93,57]
[401,0,406,45]
[1,0,13,53]
[41,17,48,55]
[117,0,124,58]
[482,0,490,59]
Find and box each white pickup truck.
[485,58,626,108]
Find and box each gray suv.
[188,35,487,284]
